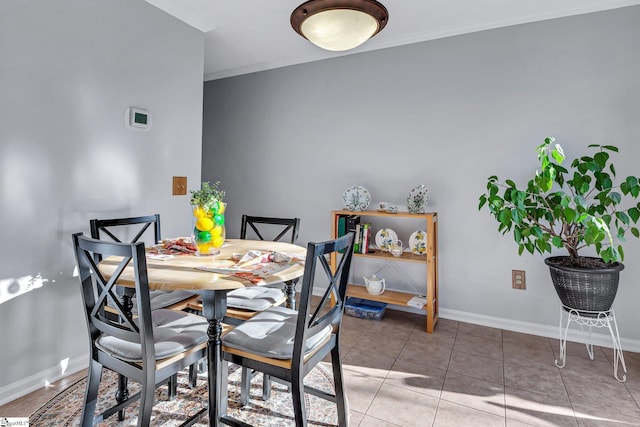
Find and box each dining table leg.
[200,290,227,427]
[284,279,297,310]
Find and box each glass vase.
[192,201,226,255]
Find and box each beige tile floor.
[3,310,640,426]
[339,310,640,426]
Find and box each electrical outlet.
[512,270,526,290]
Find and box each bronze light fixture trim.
[291,0,389,52]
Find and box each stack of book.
[336,214,372,254]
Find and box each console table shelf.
[331,209,439,333]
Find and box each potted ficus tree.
[478,137,640,313]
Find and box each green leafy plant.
[190,181,225,209]
[478,137,640,265]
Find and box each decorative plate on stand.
[409,230,427,255]
[375,228,398,251]
[342,186,371,211]
[407,185,429,214]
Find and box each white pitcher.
[363,274,385,295]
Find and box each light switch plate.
[172,176,187,195]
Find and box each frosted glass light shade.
[291,0,388,52]
[301,9,378,51]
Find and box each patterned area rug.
[30,363,339,426]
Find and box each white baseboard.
[439,307,640,353]
[0,355,88,407]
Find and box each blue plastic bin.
[344,297,387,320]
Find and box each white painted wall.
[0,0,203,404]
[203,7,640,346]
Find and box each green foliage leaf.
[551,147,565,164]
[531,226,543,238]
[623,177,640,197]
[628,207,640,223]
[616,211,630,225]
[610,191,622,204]
[593,151,609,170]
[190,181,225,207]
[498,209,512,226]
[525,242,534,254]
[552,236,563,248]
[563,207,576,223]
[478,195,487,210]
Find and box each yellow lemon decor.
[195,217,214,232]
[190,181,226,254]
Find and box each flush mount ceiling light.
[291,0,389,52]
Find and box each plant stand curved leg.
[606,309,627,382]
[555,307,569,369]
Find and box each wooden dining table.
[99,238,307,426]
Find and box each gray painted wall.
[0,0,203,402]
[203,7,640,344]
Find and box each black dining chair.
[186,214,301,405]
[233,215,301,314]
[89,214,200,418]
[89,215,199,313]
[221,232,355,426]
[188,215,301,320]
[71,233,208,427]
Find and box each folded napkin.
[147,238,197,256]
[407,296,427,309]
[196,250,304,285]
[235,250,303,266]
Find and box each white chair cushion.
[222,306,332,359]
[131,290,196,313]
[96,309,208,362]
[226,287,285,311]
[149,290,196,310]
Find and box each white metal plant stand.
[555,305,626,382]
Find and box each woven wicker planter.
[545,256,624,313]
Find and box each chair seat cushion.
[226,287,285,311]
[149,290,196,310]
[96,309,208,362]
[222,306,332,359]
[131,290,196,313]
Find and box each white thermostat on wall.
[125,107,151,130]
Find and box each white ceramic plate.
[409,230,427,255]
[407,185,429,214]
[375,228,398,250]
[342,185,371,211]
